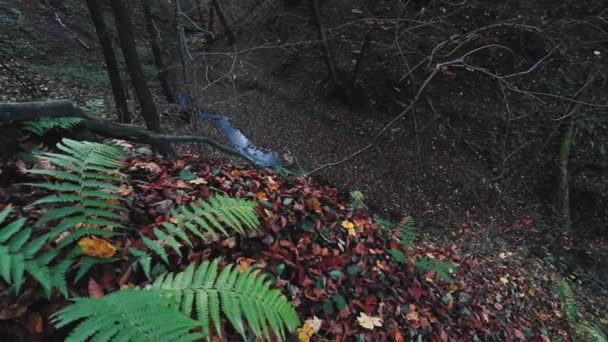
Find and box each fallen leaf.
[136,161,162,174]
[297,316,321,342]
[26,312,43,333]
[78,236,116,258]
[88,277,104,298]
[500,277,509,285]
[115,185,133,196]
[341,220,356,236]
[189,177,208,185]
[237,257,257,273]
[357,312,382,330]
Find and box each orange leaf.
[78,236,116,258]
[267,177,280,191]
[255,192,269,201]
[237,257,257,273]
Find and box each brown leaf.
[88,277,104,298]
[26,312,43,333]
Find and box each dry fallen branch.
[0,100,254,164]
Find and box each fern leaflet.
[146,195,259,262]
[27,139,126,234]
[52,289,203,342]
[153,260,300,340]
[0,207,56,296]
[22,117,84,136]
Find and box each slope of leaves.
[3,152,607,340]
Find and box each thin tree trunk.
[85,0,131,123]
[310,0,343,91]
[210,0,234,44]
[110,0,161,132]
[142,0,174,103]
[557,121,575,231]
[195,0,205,27]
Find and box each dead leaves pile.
[0,154,577,341]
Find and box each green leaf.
[388,249,407,264]
[179,169,197,181]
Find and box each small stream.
[176,92,281,167]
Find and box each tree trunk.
[142,0,174,103]
[210,0,234,44]
[110,0,161,132]
[85,0,131,123]
[557,121,575,231]
[310,0,343,91]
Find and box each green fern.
[23,117,83,136]
[27,139,126,235]
[153,260,300,340]
[415,256,457,282]
[556,278,577,321]
[375,215,417,247]
[555,278,607,341]
[350,191,368,210]
[0,206,56,295]
[143,195,259,263]
[52,289,203,342]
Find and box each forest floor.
[0,0,607,340]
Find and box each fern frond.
[146,195,259,262]
[555,278,578,322]
[375,215,417,247]
[415,256,457,282]
[0,207,55,296]
[22,117,83,136]
[52,289,203,342]
[153,260,300,341]
[27,139,126,233]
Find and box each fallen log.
[0,99,253,163]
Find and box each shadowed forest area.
[0,0,607,341]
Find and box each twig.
[53,13,90,50]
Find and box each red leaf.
[408,285,424,301]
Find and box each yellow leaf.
[449,284,460,292]
[341,220,356,236]
[500,277,509,285]
[230,170,241,177]
[297,323,315,342]
[357,312,382,330]
[78,236,116,258]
